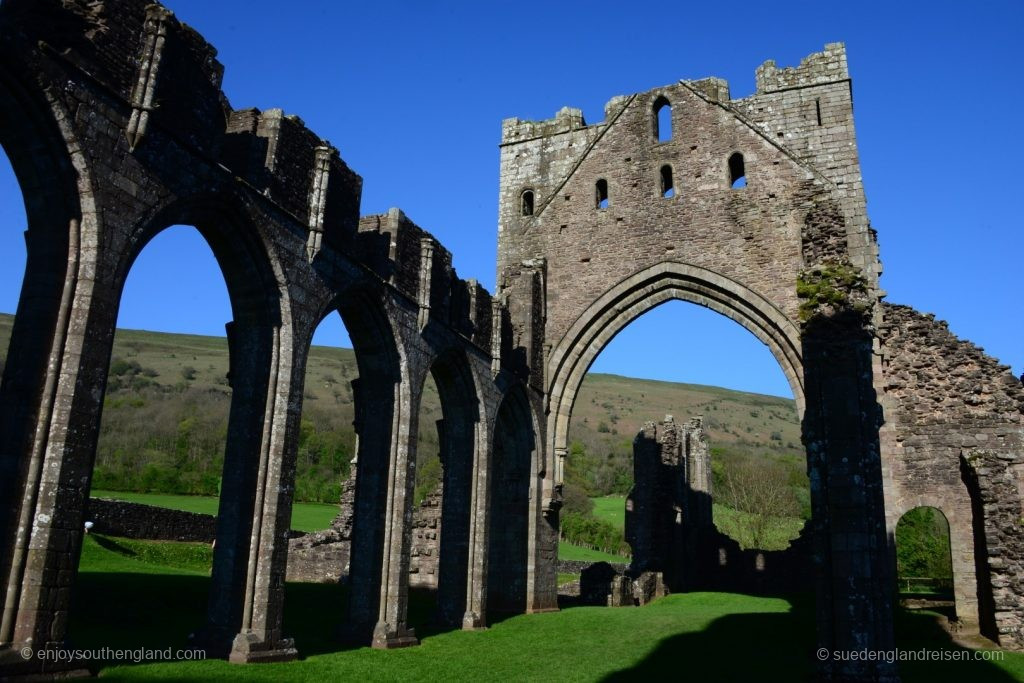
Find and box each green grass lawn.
[91,490,338,532]
[67,535,1023,682]
[558,573,579,586]
[558,542,629,564]
[591,495,626,530]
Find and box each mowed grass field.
[557,542,628,564]
[592,495,627,530]
[91,490,338,532]
[67,535,1024,682]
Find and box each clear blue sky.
[1,0,1021,398]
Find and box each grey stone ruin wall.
[623,414,811,597]
[285,463,358,584]
[879,303,1024,647]
[492,40,1024,680]
[285,474,444,587]
[625,415,712,590]
[409,485,443,588]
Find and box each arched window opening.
[0,147,26,384]
[660,165,674,199]
[72,225,240,650]
[410,352,480,629]
[729,152,746,189]
[300,297,406,644]
[487,387,534,614]
[595,179,609,210]
[297,311,357,523]
[653,96,672,143]
[521,189,534,217]
[895,507,954,605]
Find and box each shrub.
[561,483,594,516]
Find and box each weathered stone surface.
[879,303,1024,647]
[626,415,712,590]
[496,39,1021,680]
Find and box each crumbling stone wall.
[285,476,446,588]
[409,485,443,588]
[626,415,712,590]
[285,464,357,583]
[625,415,811,596]
[879,303,1024,646]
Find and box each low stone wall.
[557,558,628,574]
[287,532,349,583]
[694,526,813,595]
[85,498,217,543]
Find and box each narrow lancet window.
[653,96,672,143]
[729,152,746,189]
[660,165,674,198]
[595,179,609,209]
[521,189,534,216]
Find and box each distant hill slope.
[0,313,805,503]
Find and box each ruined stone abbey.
[0,2,1021,681]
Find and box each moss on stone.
[797,262,869,321]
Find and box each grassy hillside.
[0,313,441,504]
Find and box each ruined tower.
[626,415,712,590]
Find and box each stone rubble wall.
[880,302,1024,647]
[85,498,217,543]
[409,486,442,588]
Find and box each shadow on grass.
[70,569,469,666]
[286,584,464,656]
[68,568,1018,682]
[601,593,1016,683]
[89,533,141,556]
[69,571,211,672]
[600,593,816,682]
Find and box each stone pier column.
[462,421,490,629]
[344,377,396,642]
[229,325,301,663]
[199,321,272,654]
[802,307,897,683]
[0,271,112,676]
[525,468,559,614]
[371,376,421,648]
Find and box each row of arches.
[0,61,544,663]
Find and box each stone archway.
[545,260,804,482]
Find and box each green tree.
[895,507,952,579]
